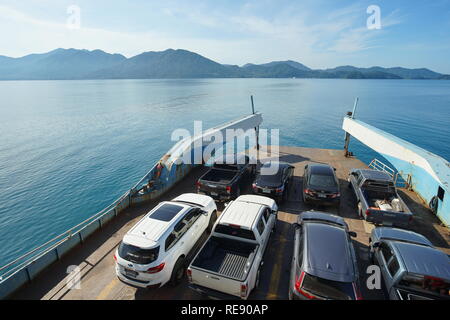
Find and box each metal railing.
[368,158,409,188]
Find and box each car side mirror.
[292,222,301,229]
[224,202,229,207]
[348,231,357,237]
[201,210,209,216]
[271,210,277,215]
[333,167,337,171]
[372,242,380,248]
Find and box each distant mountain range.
[0,48,448,80]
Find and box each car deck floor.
[12,146,450,300]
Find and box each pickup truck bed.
[364,190,404,212]
[200,169,238,185]
[191,236,257,281]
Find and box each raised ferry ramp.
[10,146,450,300]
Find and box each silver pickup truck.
[187,195,277,299]
[369,227,450,300]
[348,168,412,228]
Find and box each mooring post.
[344,97,359,157]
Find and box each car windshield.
[214,163,239,170]
[214,224,256,240]
[149,203,184,222]
[118,242,159,264]
[302,273,356,300]
[309,174,336,188]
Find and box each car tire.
[170,257,186,287]
[357,202,363,219]
[235,187,241,199]
[255,268,261,289]
[303,195,309,205]
[207,211,217,234]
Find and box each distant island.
[0,48,449,80]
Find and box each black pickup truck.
[196,154,255,201]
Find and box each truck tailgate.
[190,267,242,299]
[368,209,412,227]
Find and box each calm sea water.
[0,78,449,266]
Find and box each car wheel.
[207,211,217,234]
[255,268,261,289]
[235,187,241,199]
[357,202,363,219]
[303,195,309,205]
[170,257,186,287]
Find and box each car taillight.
[186,268,192,282]
[226,186,231,193]
[252,183,257,189]
[352,282,363,300]
[365,209,371,216]
[240,283,248,298]
[113,254,117,261]
[304,188,314,195]
[294,271,318,300]
[144,262,165,274]
[276,186,284,193]
[195,181,202,188]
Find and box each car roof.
[298,211,348,228]
[373,227,433,247]
[172,193,211,208]
[391,242,450,281]
[355,169,393,181]
[308,163,335,175]
[304,222,355,282]
[123,201,190,248]
[218,195,273,229]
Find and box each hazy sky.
[1,0,450,73]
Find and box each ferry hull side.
[343,117,450,228]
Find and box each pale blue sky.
[1,0,449,73]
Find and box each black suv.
[289,211,362,300]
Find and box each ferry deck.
[11,146,450,300]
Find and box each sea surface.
[0,78,449,266]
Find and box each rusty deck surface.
[11,146,450,300]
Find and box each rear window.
[309,174,336,188]
[118,242,159,264]
[214,224,256,240]
[398,274,450,298]
[149,203,184,222]
[302,273,356,300]
[257,167,283,185]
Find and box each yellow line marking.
[96,278,119,300]
[266,228,287,299]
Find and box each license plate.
[263,188,271,193]
[210,192,218,196]
[125,269,138,278]
[318,193,326,198]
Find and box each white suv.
[114,193,217,288]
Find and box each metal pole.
[344,97,359,156]
[250,95,255,114]
[250,95,260,151]
[351,97,359,119]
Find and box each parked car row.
[113,155,449,300]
